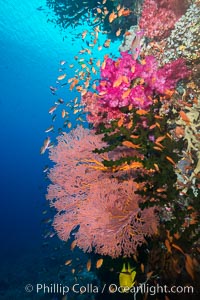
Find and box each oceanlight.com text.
[25,282,194,296]
[108,283,194,295]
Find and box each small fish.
[171,243,184,254]
[52,114,57,122]
[98,45,102,51]
[154,114,163,119]
[87,259,91,271]
[92,66,97,74]
[155,135,166,143]
[96,258,103,269]
[67,122,72,129]
[57,74,67,81]
[76,117,86,122]
[122,89,131,99]
[60,60,66,66]
[153,145,163,151]
[70,240,77,251]
[96,59,101,67]
[136,109,148,115]
[140,263,145,273]
[82,30,88,39]
[58,98,64,104]
[154,163,160,172]
[49,105,57,114]
[42,218,52,224]
[119,263,136,292]
[74,109,80,114]
[156,188,167,193]
[49,86,57,93]
[61,109,66,118]
[43,166,49,173]
[40,137,51,154]
[118,7,125,17]
[116,28,122,36]
[109,11,117,23]
[113,76,123,87]
[179,110,190,125]
[47,142,54,150]
[166,156,176,166]
[65,259,72,266]
[117,117,124,127]
[45,125,54,133]
[103,39,111,48]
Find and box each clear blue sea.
[0,1,120,299]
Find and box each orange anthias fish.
[116,28,122,36]
[87,259,92,272]
[103,39,111,48]
[57,73,67,81]
[109,11,117,23]
[179,110,190,125]
[96,258,103,269]
[122,140,141,149]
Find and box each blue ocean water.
[0,0,83,298]
[0,1,120,299]
[0,0,66,256]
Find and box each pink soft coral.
[139,0,188,40]
[82,53,190,127]
[47,126,158,258]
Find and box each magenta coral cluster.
[139,0,188,40]
[82,52,190,126]
[46,126,158,258]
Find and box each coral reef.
[45,0,200,294]
[81,52,190,127]
[139,0,189,40]
[142,2,200,66]
[162,2,200,64]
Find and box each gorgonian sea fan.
[46,126,158,258]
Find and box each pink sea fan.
[75,179,158,257]
[46,126,158,258]
[52,177,158,258]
